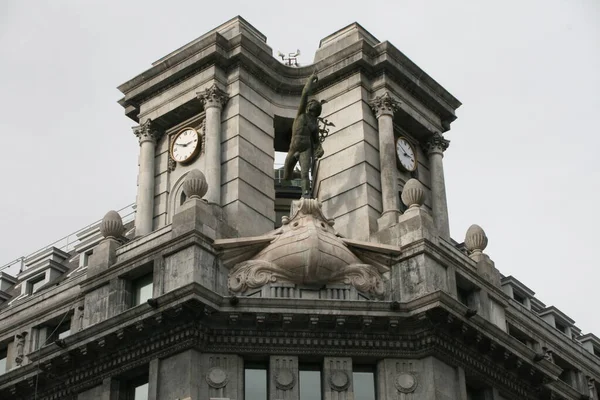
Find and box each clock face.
[396,137,417,172]
[171,128,200,164]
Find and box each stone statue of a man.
[283,71,324,194]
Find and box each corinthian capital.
[133,119,163,145]
[369,92,400,118]
[425,132,450,155]
[197,84,229,110]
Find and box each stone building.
[0,16,599,400]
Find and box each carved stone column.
[425,132,450,239]
[198,84,228,205]
[370,92,401,230]
[133,119,163,237]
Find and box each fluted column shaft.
[426,133,451,239]
[198,84,228,205]
[370,92,401,229]
[133,120,162,237]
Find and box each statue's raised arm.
[296,71,318,118]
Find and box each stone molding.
[133,119,163,145]
[197,84,229,110]
[424,132,450,155]
[369,92,400,118]
[2,292,561,400]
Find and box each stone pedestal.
[471,252,501,287]
[171,198,237,240]
[88,238,120,278]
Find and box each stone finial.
[182,169,208,200]
[465,224,488,255]
[401,179,425,209]
[99,211,125,239]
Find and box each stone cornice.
[0,284,563,397]
[117,28,460,125]
[505,304,600,376]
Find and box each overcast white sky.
[0,1,598,334]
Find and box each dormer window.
[555,321,568,335]
[27,274,45,295]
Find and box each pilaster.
[323,357,354,400]
[269,355,299,400]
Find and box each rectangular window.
[28,274,45,294]
[0,347,7,375]
[353,366,376,400]
[299,364,322,400]
[513,292,526,305]
[132,382,148,400]
[555,321,568,335]
[507,324,535,349]
[593,346,600,358]
[133,273,153,306]
[244,362,267,400]
[48,322,71,343]
[37,318,72,348]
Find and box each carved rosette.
[198,84,229,110]
[206,367,228,388]
[395,372,417,393]
[424,132,450,155]
[275,369,296,390]
[369,92,400,118]
[133,119,163,145]
[329,370,350,391]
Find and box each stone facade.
[0,16,599,400]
